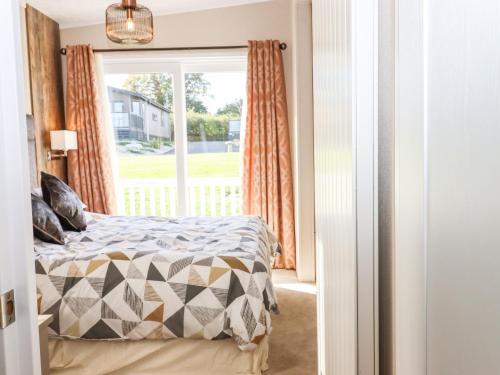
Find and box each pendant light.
[106,0,153,44]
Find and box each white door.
[0,1,41,374]
[395,1,500,374]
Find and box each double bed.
[34,212,279,374]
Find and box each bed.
[34,212,279,374]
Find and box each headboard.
[26,5,67,184]
[26,115,38,189]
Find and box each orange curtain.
[243,40,296,269]
[65,45,116,214]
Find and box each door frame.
[0,1,41,374]
[312,0,379,373]
[393,0,427,373]
[354,0,379,372]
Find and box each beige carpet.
[267,270,317,375]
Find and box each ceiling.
[25,0,271,29]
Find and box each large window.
[104,55,246,217]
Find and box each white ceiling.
[25,0,271,29]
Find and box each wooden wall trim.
[26,5,66,183]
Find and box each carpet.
[267,271,317,375]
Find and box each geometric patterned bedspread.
[34,213,280,350]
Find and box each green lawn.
[119,152,241,179]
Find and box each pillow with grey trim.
[33,186,88,209]
[41,172,87,232]
[31,194,65,244]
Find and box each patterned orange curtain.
[243,40,296,269]
[65,45,116,214]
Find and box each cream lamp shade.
[50,130,77,153]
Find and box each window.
[111,113,129,128]
[105,72,177,216]
[104,54,246,218]
[113,101,125,113]
[131,101,141,115]
[184,71,245,216]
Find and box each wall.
[426,1,500,373]
[26,5,67,182]
[60,0,315,280]
[393,0,500,374]
[291,1,315,282]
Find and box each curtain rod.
[60,43,287,55]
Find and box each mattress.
[35,213,279,350]
[49,336,269,375]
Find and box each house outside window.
[131,101,141,115]
[113,101,125,113]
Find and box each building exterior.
[107,86,172,142]
[228,119,241,140]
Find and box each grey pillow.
[41,172,87,232]
[31,194,65,244]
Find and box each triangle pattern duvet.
[34,213,280,350]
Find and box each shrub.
[149,138,163,149]
[186,112,232,142]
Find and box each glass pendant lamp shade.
[106,0,153,44]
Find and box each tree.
[216,98,243,118]
[122,73,211,113]
[123,73,173,111]
[185,73,211,113]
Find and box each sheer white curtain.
[94,53,121,212]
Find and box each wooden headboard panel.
[25,5,67,183]
[26,115,38,189]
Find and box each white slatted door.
[313,0,378,374]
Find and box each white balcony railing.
[117,178,242,217]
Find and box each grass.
[119,152,241,179]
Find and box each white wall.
[426,1,500,374]
[60,0,315,280]
[395,0,500,374]
[291,1,315,282]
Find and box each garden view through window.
[105,68,246,217]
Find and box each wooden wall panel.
[26,5,66,183]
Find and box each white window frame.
[103,51,247,216]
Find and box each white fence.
[117,178,242,217]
